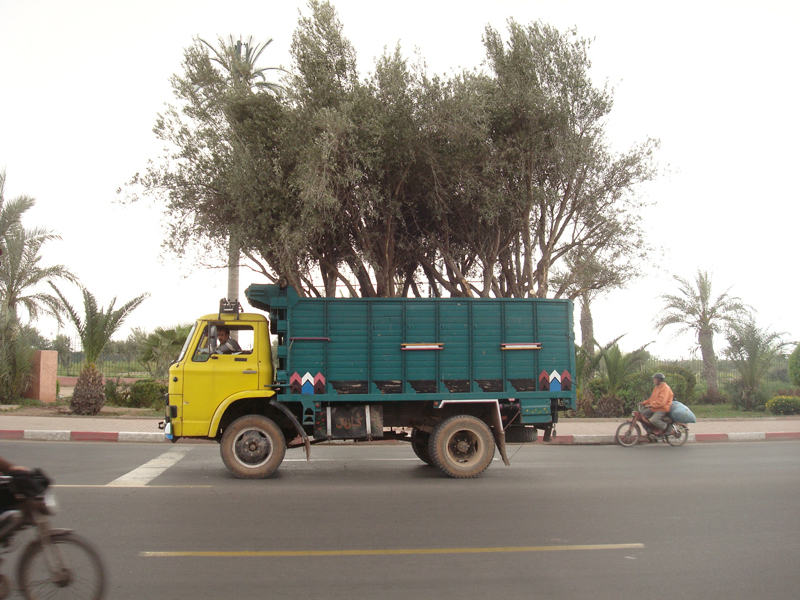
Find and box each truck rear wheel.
[221,415,286,479]
[429,415,495,478]
[411,428,433,466]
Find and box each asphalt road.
[2,440,799,600]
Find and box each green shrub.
[618,372,654,414]
[127,379,167,409]
[726,379,770,411]
[766,395,800,416]
[789,344,800,387]
[104,378,131,406]
[660,366,697,401]
[586,377,608,400]
[697,389,729,405]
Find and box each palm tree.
[725,319,789,411]
[0,190,75,401]
[139,324,192,378]
[0,170,35,242]
[654,270,748,395]
[197,35,283,305]
[1,225,76,324]
[51,285,148,415]
[199,35,283,94]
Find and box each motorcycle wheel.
[615,421,641,447]
[666,423,689,447]
[18,532,106,600]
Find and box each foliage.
[125,2,657,300]
[51,285,148,415]
[724,319,790,411]
[104,378,166,410]
[139,325,192,378]
[0,323,35,402]
[789,344,800,387]
[599,342,651,397]
[765,395,800,416]
[659,365,697,401]
[200,35,283,94]
[697,388,729,405]
[104,377,132,406]
[128,379,168,409]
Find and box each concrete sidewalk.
[0,411,798,445]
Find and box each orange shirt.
[644,382,674,412]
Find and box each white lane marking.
[107,448,192,487]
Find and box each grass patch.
[688,404,770,419]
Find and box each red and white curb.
[1,429,798,444]
[0,430,164,443]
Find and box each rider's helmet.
[652,373,666,382]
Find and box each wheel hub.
[235,431,271,464]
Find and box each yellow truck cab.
[166,308,273,440]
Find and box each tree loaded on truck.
[162,285,577,479]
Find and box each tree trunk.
[71,364,105,415]
[227,231,240,303]
[698,328,718,394]
[580,293,595,357]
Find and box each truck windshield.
[176,322,198,363]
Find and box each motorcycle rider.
[642,373,674,435]
[0,458,28,540]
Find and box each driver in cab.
[216,326,242,354]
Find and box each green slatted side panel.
[371,301,403,381]
[327,301,368,380]
[472,301,502,380]
[289,302,326,375]
[439,302,470,380]
[404,301,437,381]
[536,301,573,376]
[503,301,538,381]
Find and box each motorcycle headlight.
[43,490,58,515]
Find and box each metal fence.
[56,353,150,379]
[645,356,792,388]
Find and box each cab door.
[180,324,259,436]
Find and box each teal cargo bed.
[245,285,576,425]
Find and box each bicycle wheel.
[18,532,106,600]
[666,424,689,447]
[615,421,641,447]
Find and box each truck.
[162,284,576,479]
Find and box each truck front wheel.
[429,415,495,478]
[221,415,286,479]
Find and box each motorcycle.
[615,404,690,447]
[0,469,106,600]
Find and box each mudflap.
[269,399,311,461]
[489,406,511,466]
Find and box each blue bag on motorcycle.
[669,400,696,424]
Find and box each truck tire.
[220,415,286,479]
[410,428,433,466]
[429,415,495,478]
[504,425,537,443]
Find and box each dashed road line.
[141,543,645,558]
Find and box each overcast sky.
[1,0,798,358]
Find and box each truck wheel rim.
[233,428,273,468]
[445,430,482,466]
